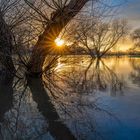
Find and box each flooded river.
[0,56,140,140]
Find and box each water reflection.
[129,58,140,86]
[0,75,13,140]
[54,57,125,97]
[0,56,140,140]
[28,77,76,140]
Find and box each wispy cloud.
[119,0,140,29]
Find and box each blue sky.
[118,0,140,30]
[96,0,140,30]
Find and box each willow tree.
[24,0,91,76]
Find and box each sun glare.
[55,38,65,47]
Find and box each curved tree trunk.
[27,0,89,76]
[0,11,15,75]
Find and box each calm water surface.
[0,56,140,140]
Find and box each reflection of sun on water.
[55,38,65,47]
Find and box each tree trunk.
[0,11,15,75]
[28,0,89,76]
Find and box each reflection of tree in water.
[98,59,125,96]
[40,58,123,140]
[0,75,76,139]
[0,57,123,140]
[28,76,76,140]
[129,58,140,86]
[0,76,13,122]
[0,76,48,140]
[0,74,13,139]
[56,58,125,97]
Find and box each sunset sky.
[109,0,140,51]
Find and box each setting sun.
[55,38,65,47]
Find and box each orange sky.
[115,37,134,52]
[94,37,134,52]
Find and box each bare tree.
[70,19,128,58]
[0,10,15,74]
[131,28,140,50]
[23,0,92,76]
[0,0,31,75]
[0,0,127,76]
